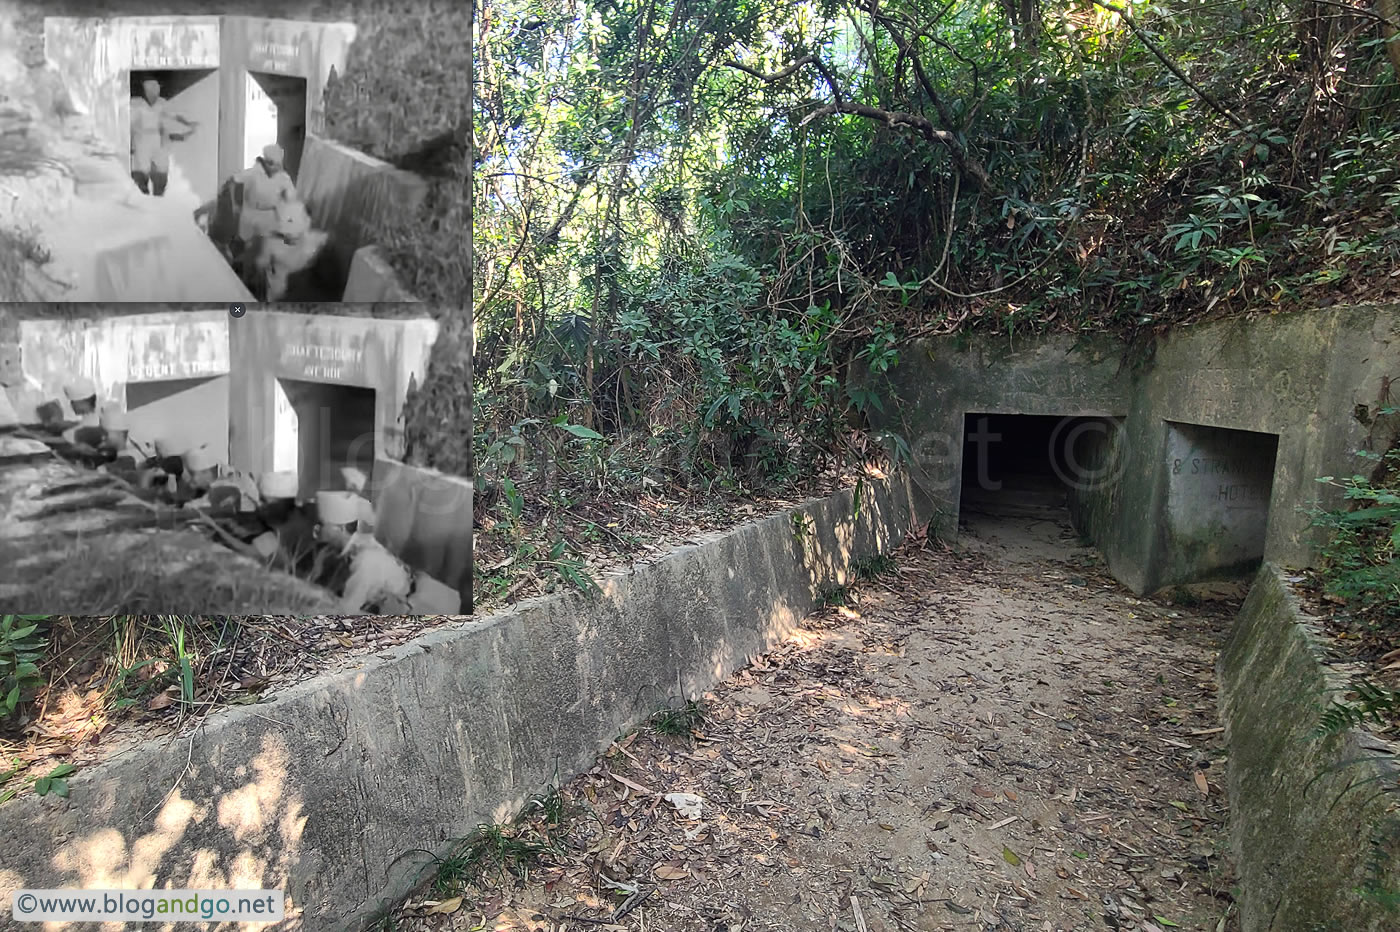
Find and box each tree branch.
[1089,0,1247,130]
[728,53,989,190]
[868,2,991,190]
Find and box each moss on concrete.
[1219,565,1400,931]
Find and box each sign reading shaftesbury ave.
[279,342,368,383]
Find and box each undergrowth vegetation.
[1308,412,1400,915]
[0,613,256,804]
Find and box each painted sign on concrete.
[125,318,230,382]
[16,312,232,462]
[126,19,220,69]
[18,313,230,404]
[278,339,368,384]
[1163,421,1278,579]
[229,311,438,485]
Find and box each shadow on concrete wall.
[0,474,916,929]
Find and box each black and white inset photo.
[0,302,473,618]
[0,2,452,304]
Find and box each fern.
[1315,679,1400,737]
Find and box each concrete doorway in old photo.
[129,68,220,203]
[244,71,309,181]
[272,379,377,500]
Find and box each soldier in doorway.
[223,144,298,282]
[130,77,199,197]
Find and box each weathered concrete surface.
[17,311,231,460]
[870,331,1131,536]
[1219,566,1400,932]
[218,16,356,186]
[229,310,437,484]
[5,18,254,303]
[343,245,413,302]
[44,15,355,190]
[1115,306,1398,591]
[43,16,222,186]
[0,474,917,931]
[874,305,1400,593]
[371,458,472,603]
[48,198,254,302]
[297,137,423,298]
[1158,422,1277,585]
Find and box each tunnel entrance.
[959,413,1117,521]
[244,71,308,182]
[129,68,221,203]
[124,376,229,460]
[1162,421,1279,584]
[273,379,377,500]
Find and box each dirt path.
[397,514,1239,932]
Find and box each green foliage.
[455,0,1400,530]
[649,699,705,737]
[1312,439,1400,633]
[32,763,76,799]
[1310,430,1400,915]
[0,614,48,728]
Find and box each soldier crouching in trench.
[249,200,328,301]
[221,144,297,285]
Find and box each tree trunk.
[1380,0,1400,77]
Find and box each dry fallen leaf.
[653,862,689,881]
[1194,771,1210,796]
[424,896,462,915]
[972,786,998,798]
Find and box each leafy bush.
[0,614,48,729]
[1313,418,1400,636]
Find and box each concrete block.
[1159,421,1278,586]
[297,138,423,295]
[370,458,472,599]
[343,245,413,302]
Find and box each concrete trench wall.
[871,304,1400,594]
[1219,565,1400,931]
[295,138,426,300]
[370,458,473,607]
[0,474,917,931]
